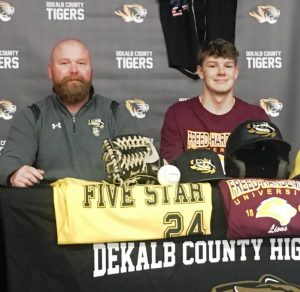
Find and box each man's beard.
[53,76,92,105]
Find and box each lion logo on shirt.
[211,274,300,291]
[0,99,16,120]
[260,97,283,117]
[125,98,149,119]
[256,197,297,226]
[115,4,147,23]
[249,5,280,24]
[190,158,216,174]
[0,1,15,22]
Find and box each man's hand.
[9,165,45,187]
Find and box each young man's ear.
[196,65,203,79]
[234,66,240,80]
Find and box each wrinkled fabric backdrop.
[0,0,299,165]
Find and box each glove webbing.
[103,135,151,185]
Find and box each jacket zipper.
[72,116,76,133]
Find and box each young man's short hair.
[197,38,239,66]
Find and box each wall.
[0,0,299,163]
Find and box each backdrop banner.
[0,0,300,161]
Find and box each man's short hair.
[197,38,239,66]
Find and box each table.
[0,185,299,291]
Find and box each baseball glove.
[102,134,161,186]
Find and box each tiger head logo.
[125,98,149,119]
[212,274,300,291]
[115,4,147,23]
[249,5,280,24]
[260,97,283,117]
[0,99,17,120]
[0,1,15,22]
[247,121,277,138]
[190,158,216,174]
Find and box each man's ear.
[234,66,239,80]
[196,65,203,79]
[48,64,53,80]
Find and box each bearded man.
[0,38,138,187]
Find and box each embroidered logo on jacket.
[52,122,62,129]
[0,140,6,155]
[88,119,104,137]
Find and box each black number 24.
[163,211,205,238]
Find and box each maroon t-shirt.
[160,97,269,162]
[219,179,300,239]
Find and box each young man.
[0,38,138,187]
[160,38,269,163]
